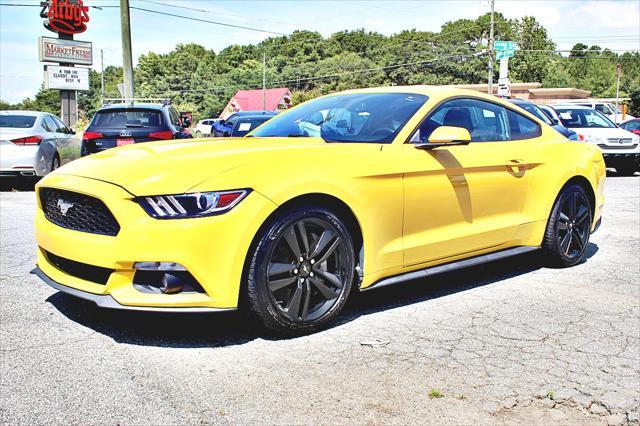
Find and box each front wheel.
[245,207,356,335]
[542,184,592,267]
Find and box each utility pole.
[262,52,266,111]
[615,63,621,123]
[100,49,105,105]
[120,0,134,102]
[488,0,495,95]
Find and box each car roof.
[236,114,273,120]
[231,110,277,116]
[0,110,45,116]
[507,98,536,106]
[98,103,166,111]
[552,105,593,110]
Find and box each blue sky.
[1,0,639,103]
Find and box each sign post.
[39,0,91,128]
[493,41,517,98]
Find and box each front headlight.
[138,189,251,218]
[580,135,604,144]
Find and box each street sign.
[44,65,90,91]
[39,37,93,66]
[497,77,511,97]
[496,50,515,59]
[494,40,517,51]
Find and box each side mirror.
[415,126,471,150]
[69,129,76,135]
[219,119,226,126]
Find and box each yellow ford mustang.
[33,86,605,334]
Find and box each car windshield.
[556,108,616,129]
[92,109,163,128]
[514,103,552,125]
[233,117,271,137]
[0,114,36,128]
[250,93,428,143]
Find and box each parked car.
[213,111,277,137]
[34,86,605,335]
[508,99,577,140]
[564,100,636,124]
[193,118,219,138]
[228,114,274,137]
[81,102,192,156]
[0,111,80,178]
[620,118,640,136]
[552,105,639,175]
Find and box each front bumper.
[35,174,277,310]
[602,152,639,165]
[32,267,233,313]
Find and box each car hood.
[54,137,328,195]
[570,127,637,139]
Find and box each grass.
[428,389,444,399]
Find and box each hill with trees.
[2,12,638,123]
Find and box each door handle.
[506,159,530,173]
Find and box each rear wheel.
[542,184,592,267]
[51,155,60,172]
[246,207,355,335]
[195,130,202,138]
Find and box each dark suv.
[81,103,192,156]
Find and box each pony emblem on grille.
[57,199,74,216]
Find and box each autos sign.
[39,37,92,65]
[40,0,90,35]
[44,65,90,91]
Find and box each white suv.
[569,101,636,124]
[553,105,639,176]
[193,119,219,138]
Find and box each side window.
[595,104,609,114]
[411,98,510,143]
[506,109,542,140]
[52,116,68,133]
[43,116,58,133]
[168,108,182,127]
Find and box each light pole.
[120,0,134,102]
[488,0,495,95]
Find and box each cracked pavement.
[1,175,639,425]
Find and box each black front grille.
[40,188,120,236]
[45,250,114,285]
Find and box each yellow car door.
[400,97,541,268]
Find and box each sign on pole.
[497,77,511,97]
[44,65,90,91]
[39,37,93,65]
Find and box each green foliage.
[8,13,639,122]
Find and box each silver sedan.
[0,111,81,177]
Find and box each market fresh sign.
[40,0,90,35]
[39,37,92,65]
[44,65,90,91]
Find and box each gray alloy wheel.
[246,207,355,335]
[266,217,350,323]
[543,184,592,267]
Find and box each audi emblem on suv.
[119,130,132,137]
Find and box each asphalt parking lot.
[1,174,638,425]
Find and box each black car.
[508,98,578,141]
[212,111,277,137]
[81,102,192,156]
[228,114,274,137]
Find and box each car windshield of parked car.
[0,114,36,128]
[92,109,163,128]
[514,103,552,125]
[233,117,270,137]
[250,93,428,143]
[622,120,640,131]
[556,108,616,129]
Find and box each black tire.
[246,206,356,335]
[542,184,592,267]
[51,155,60,172]
[195,130,203,138]
[615,162,638,176]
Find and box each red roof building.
[220,88,292,119]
